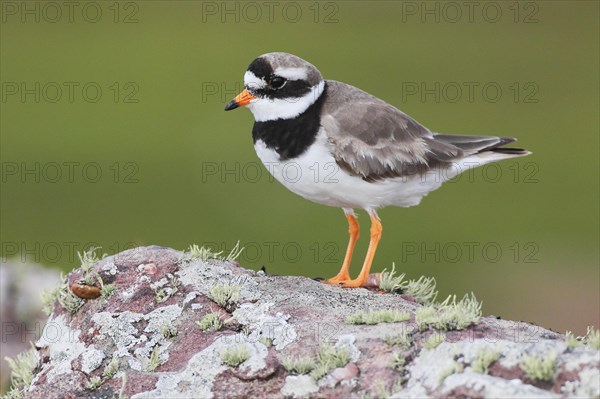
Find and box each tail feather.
[433,133,530,157]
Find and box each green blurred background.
[1,1,598,335]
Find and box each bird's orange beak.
[224,89,256,111]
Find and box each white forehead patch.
[273,67,307,81]
[244,71,266,90]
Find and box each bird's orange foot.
[337,277,369,288]
[322,273,352,285]
[322,275,369,288]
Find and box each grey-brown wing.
[321,81,444,179]
[321,81,522,181]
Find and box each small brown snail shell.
[71,283,101,299]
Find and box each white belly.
[254,130,509,210]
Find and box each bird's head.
[225,52,325,122]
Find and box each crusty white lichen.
[91,304,182,372]
[36,314,87,382]
[133,336,268,399]
[233,302,297,350]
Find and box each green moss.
[102,354,119,380]
[185,244,223,262]
[422,332,445,349]
[161,323,178,338]
[310,344,350,380]
[390,352,406,371]
[345,309,411,325]
[100,283,117,299]
[401,276,438,305]
[152,275,179,303]
[3,347,39,398]
[40,284,59,316]
[416,293,481,331]
[259,337,272,347]
[384,331,413,348]
[565,331,582,349]
[282,355,315,375]
[86,376,102,391]
[224,241,244,261]
[146,346,161,372]
[415,306,438,330]
[471,348,500,374]
[83,354,119,391]
[379,264,405,293]
[56,276,85,314]
[584,326,600,349]
[208,283,241,311]
[78,247,107,286]
[220,345,250,368]
[180,242,244,264]
[520,352,557,382]
[196,312,222,332]
[378,267,439,306]
[439,361,464,383]
[118,374,128,399]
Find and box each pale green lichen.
[185,244,223,262]
[196,312,222,332]
[282,355,315,375]
[390,352,406,371]
[3,346,39,399]
[100,282,117,299]
[220,345,250,368]
[78,248,117,300]
[401,276,438,305]
[161,323,178,338]
[86,376,102,391]
[384,331,413,348]
[310,344,350,380]
[584,326,600,349]
[208,283,241,311]
[422,332,445,349]
[259,337,273,347]
[379,264,406,293]
[41,273,86,314]
[471,348,500,374]
[415,306,438,330]
[224,241,244,261]
[416,293,481,331]
[345,309,411,325]
[153,275,179,303]
[180,242,244,264]
[520,352,557,382]
[84,353,120,391]
[565,331,582,349]
[102,354,119,380]
[118,374,128,399]
[78,247,107,286]
[439,361,464,384]
[56,275,85,314]
[378,266,438,306]
[146,346,161,372]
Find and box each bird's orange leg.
[323,210,359,285]
[339,211,382,288]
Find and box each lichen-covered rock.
[8,246,599,398]
[0,260,61,392]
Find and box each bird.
[224,52,530,288]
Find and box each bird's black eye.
[269,76,286,89]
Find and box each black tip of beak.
[224,100,239,111]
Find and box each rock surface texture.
[10,246,600,398]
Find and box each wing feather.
[322,81,522,181]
